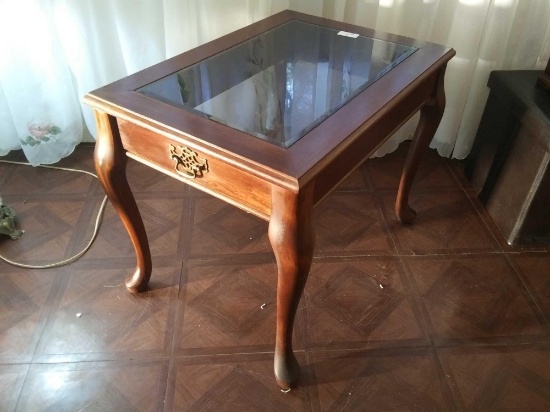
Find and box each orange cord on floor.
[0,160,108,269]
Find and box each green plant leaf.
[42,136,50,142]
[181,89,190,103]
[177,74,186,90]
[49,126,62,135]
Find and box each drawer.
[117,119,272,220]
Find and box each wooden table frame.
[85,10,455,389]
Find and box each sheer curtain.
[291,0,550,158]
[0,0,289,165]
[0,0,549,165]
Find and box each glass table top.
[138,20,417,148]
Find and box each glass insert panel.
[138,20,417,148]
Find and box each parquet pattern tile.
[310,348,454,411]
[174,262,307,355]
[0,165,96,196]
[36,263,180,362]
[0,200,89,262]
[405,255,548,345]
[333,168,371,192]
[304,259,427,350]
[189,197,271,256]
[80,198,189,260]
[365,144,459,193]
[1,143,550,411]
[0,265,61,362]
[508,253,550,324]
[314,193,395,255]
[438,346,550,411]
[16,360,168,412]
[383,191,499,254]
[167,354,312,411]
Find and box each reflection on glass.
[138,21,417,147]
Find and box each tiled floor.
[1,143,550,411]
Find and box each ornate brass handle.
[169,144,209,179]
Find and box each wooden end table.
[84,10,455,389]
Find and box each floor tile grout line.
[503,253,550,329]
[429,346,461,410]
[163,357,177,412]
[372,191,403,255]
[465,194,508,251]
[441,154,511,253]
[20,358,175,368]
[11,269,68,412]
[392,247,550,358]
[395,253,438,349]
[20,331,549,368]
[12,365,31,412]
[8,337,550,369]
[28,270,72,366]
[433,348,467,411]
[176,196,193,260]
[171,260,190,358]
[117,335,550,360]
[442,157,470,190]
[503,249,550,255]
[442,155,527,254]
[64,194,103,260]
[178,249,523,263]
[161,259,185,361]
[465,195,506,247]
[300,339,550,356]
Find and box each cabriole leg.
[268,184,315,389]
[93,110,152,293]
[396,66,447,224]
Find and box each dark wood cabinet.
[537,57,550,91]
[465,70,550,245]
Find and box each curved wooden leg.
[268,184,315,389]
[93,110,152,293]
[396,66,447,224]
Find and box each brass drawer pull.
[169,144,209,179]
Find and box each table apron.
[117,119,272,220]
[312,71,437,205]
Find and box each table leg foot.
[395,66,447,224]
[396,202,417,225]
[94,110,152,293]
[274,351,300,390]
[125,268,150,294]
[269,184,314,389]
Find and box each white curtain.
[291,0,550,158]
[0,0,549,165]
[0,0,290,165]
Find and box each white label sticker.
[337,31,359,38]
